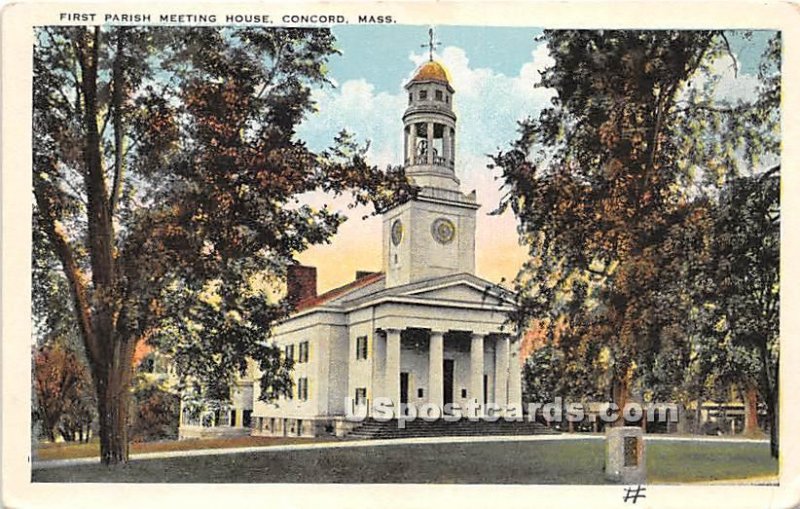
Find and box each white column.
[373,331,386,404]
[426,122,434,164]
[470,333,485,412]
[494,335,510,408]
[385,328,402,414]
[408,124,417,164]
[443,124,451,164]
[450,128,456,167]
[508,336,523,409]
[428,331,444,409]
[403,127,409,164]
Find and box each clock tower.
[383,53,480,288]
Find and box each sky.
[293,26,774,293]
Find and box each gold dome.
[411,60,451,84]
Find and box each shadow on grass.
[32,439,777,484]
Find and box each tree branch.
[720,32,739,78]
[34,180,100,366]
[672,103,741,115]
[109,28,126,217]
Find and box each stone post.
[605,426,646,483]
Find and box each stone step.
[346,418,559,439]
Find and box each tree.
[33,27,413,465]
[129,362,181,442]
[33,341,96,443]
[492,30,779,436]
[710,167,779,453]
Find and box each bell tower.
[402,58,459,191]
[383,30,480,288]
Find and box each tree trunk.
[758,344,778,458]
[744,384,759,435]
[611,372,629,427]
[694,399,702,435]
[96,374,131,464]
[95,337,136,465]
[765,385,778,459]
[770,397,778,458]
[676,403,687,434]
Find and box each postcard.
[3,1,799,508]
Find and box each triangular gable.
[402,278,515,306]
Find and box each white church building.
[179,57,523,439]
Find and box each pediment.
[401,278,515,307]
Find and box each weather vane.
[421,27,441,62]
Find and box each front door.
[443,359,455,409]
[400,372,409,408]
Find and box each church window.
[435,89,443,101]
[461,389,467,398]
[356,336,368,360]
[355,388,367,405]
[298,377,309,401]
[445,94,449,104]
[418,388,424,398]
[298,341,309,363]
[419,90,428,100]
[409,92,412,104]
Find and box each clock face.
[431,217,456,244]
[391,219,403,246]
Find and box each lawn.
[32,438,777,484]
[34,435,336,462]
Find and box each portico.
[369,328,521,417]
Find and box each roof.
[410,60,451,85]
[294,272,385,312]
[291,271,515,317]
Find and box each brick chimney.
[287,265,317,303]
[355,270,378,280]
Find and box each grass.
[646,440,777,483]
[34,435,336,462]
[32,438,777,484]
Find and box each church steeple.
[402,52,459,191]
[382,32,479,288]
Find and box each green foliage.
[33,340,96,442]
[493,30,779,450]
[130,376,180,442]
[522,338,605,404]
[33,26,414,462]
